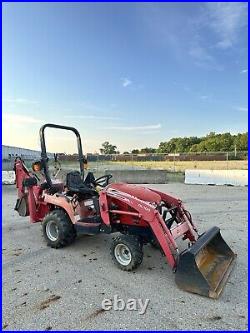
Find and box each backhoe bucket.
[175,226,236,298]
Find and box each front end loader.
[13,123,236,298]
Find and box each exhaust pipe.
[175,226,236,298]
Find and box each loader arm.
[101,186,236,297]
[149,188,198,241]
[100,187,196,269]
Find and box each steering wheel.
[94,174,112,188]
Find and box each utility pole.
[234,144,237,158]
[173,150,176,172]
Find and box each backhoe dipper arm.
[14,158,31,197]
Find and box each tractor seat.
[50,181,64,193]
[40,179,64,194]
[66,171,97,196]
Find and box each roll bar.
[39,123,84,187]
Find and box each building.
[2,145,54,171]
[2,145,42,160]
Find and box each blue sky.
[2,2,248,153]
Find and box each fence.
[86,151,248,162]
[2,145,248,172]
[85,151,248,173]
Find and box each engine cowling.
[107,183,161,204]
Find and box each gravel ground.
[2,184,248,331]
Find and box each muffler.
[175,226,236,298]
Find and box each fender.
[43,193,76,223]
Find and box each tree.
[157,132,248,153]
[158,137,201,153]
[206,132,216,138]
[100,141,118,154]
[234,132,248,151]
[131,149,140,154]
[131,148,156,154]
[140,147,156,154]
[99,132,248,155]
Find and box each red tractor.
[14,123,236,298]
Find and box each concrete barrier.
[185,169,248,186]
[105,169,167,184]
[105,169,184,184]
[2,169,185,185]
[2,171,15,185]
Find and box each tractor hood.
[107,183,161,204]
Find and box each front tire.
[42,210,76,248]
[110,235,143,271]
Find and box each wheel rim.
[114,244,132,266]
[46,220,59,242]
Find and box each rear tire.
[110,234,143,271]
[42,210,76,248]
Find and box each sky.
[2,2,248,154]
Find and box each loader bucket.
[175,226,236,298]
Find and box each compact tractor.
[14,124,236,298]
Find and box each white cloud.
[216,39,233,49]
[104,123,162,131]
[64,115,120,120]
[80,100,119,113]
[206,2,248,49]
[189,46,213,62]
[188,44,223,70]
[200,95,208,100]
[3,113,43,124]
[121,77,132,87]
[2,114,43,149]
[139,130,161,135]
[80,101,103,112]
[234,106,248,112]
[3,98,38,105]
[241,69,248,74]
[189,3,247,68]
[139,3,247,70]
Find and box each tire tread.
[110,234,143,271]
[42,209,76,248]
